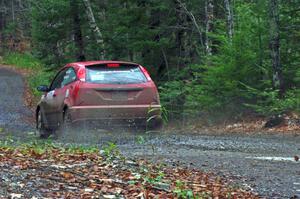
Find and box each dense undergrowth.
[158,3,300,120]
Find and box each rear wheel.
[36,110,51,139]
[57,108,72,134]
[56,108,77,141]
[63,109,72,129]
[146,116,163,132]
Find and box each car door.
[45,67,78,127]
[42,68,68,127]
[53,67,78,113]
[63,67,79,106]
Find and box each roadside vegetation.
[0,137,258,198]
[0,52,54,97]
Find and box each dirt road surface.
[0,66,299,198]
[0,67,33,134]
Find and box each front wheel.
[36,110,51,139]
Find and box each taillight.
[77,67,86,82]
[140,66,152,81]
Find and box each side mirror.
[37,85,49,92]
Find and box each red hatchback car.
[36,61,162,138]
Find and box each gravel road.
[0,66,299,198]
[0,67,33,135]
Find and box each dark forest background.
[0,0,299,123]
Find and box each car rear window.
[86,64,147,84]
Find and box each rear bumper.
[69,104,161,123]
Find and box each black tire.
[56,108,72,139]
[59,109,90,143]
[146,116,163,132]
[63,109,72,130]
[36,110,51,139]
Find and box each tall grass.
[2,52,41,69]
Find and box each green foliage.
[173,180,212,198]
[101,142,120,161]
[159,80,187,115]
[136,135,146,145]
[31,0,73,66]
[0,135,15,148]
[0,137,98,154]
[147,105,168,124]
[173,180,194,199]
[159,2,300,117]
[29,70,54,96]
[2,52,41,69]
[186,3,270,111]
[280,0,300,90]
[244,87,300,116]
[143,171,165,185]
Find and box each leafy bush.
[244,87,300,116]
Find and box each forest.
[0,0,299,123]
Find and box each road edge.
[0,64,37,115]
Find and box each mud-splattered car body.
[36,61,162,135]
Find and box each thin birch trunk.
[205,0,213,56]
[82,0,105,59]
[224,0,233,42]
[175,0,204,49]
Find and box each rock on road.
[0,66,299,198]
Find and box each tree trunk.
[269,0,284,95]
[71,0,85,61]
[0,8,3,54]
[0,0,6,53]
[11,0,15,22]
[175,0,204,49]
[174,0,186,70]
[161,48,170,81]
[224,0,233,42]
[82,0,105,59]
[205,0,213,56]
